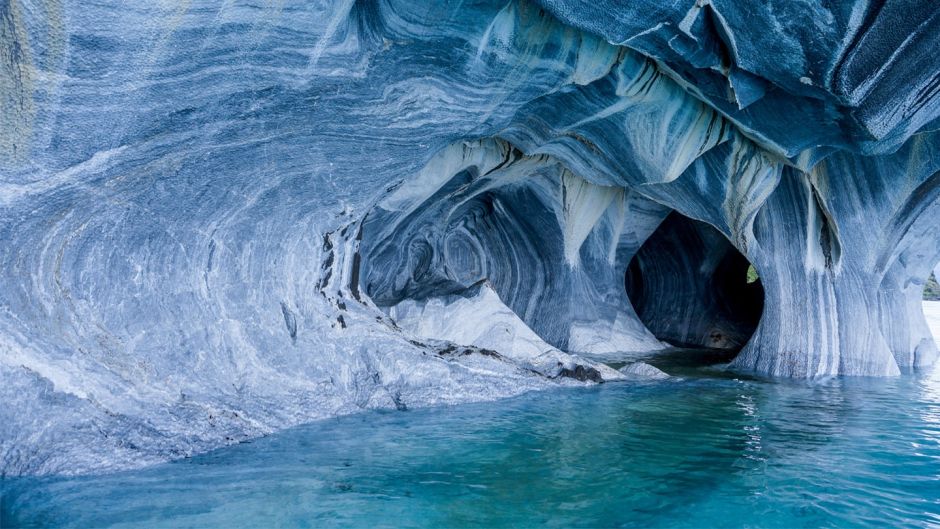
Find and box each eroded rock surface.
[1,0,939,475]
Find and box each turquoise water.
[3,355,940,528]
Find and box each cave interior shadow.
[625,212,765,372]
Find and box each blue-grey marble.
[1,0,939,476]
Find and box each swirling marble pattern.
[358,139,667,357]
[1,0,939,475]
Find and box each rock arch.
[357,138,669,359]
[625,212,764,351]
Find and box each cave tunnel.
[626,212,765,352]
[356,140,771,361]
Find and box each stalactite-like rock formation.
[359,139,667,358]
[1,0,938,475]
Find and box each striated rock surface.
[537,0,940,156]
[0,0,939,475]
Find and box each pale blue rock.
[1,0,939,476]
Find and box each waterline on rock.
[3,361,940,528]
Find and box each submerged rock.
[618,362,670,380]
[0,0,938,475]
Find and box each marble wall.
[1,0,938,475]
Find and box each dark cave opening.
[625,212,764,352]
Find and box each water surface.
[3,354,940,528]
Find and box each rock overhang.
[1,0,939,477]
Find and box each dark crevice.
[809,184,842,271]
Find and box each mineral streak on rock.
[358,138,668,358]
[0,0,938,476]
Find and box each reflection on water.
[3,361,940,528]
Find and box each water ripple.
[3,365,940,528]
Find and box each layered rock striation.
[1,0,939,475]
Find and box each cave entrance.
[923,269,940,350]
[625,212,764,354]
